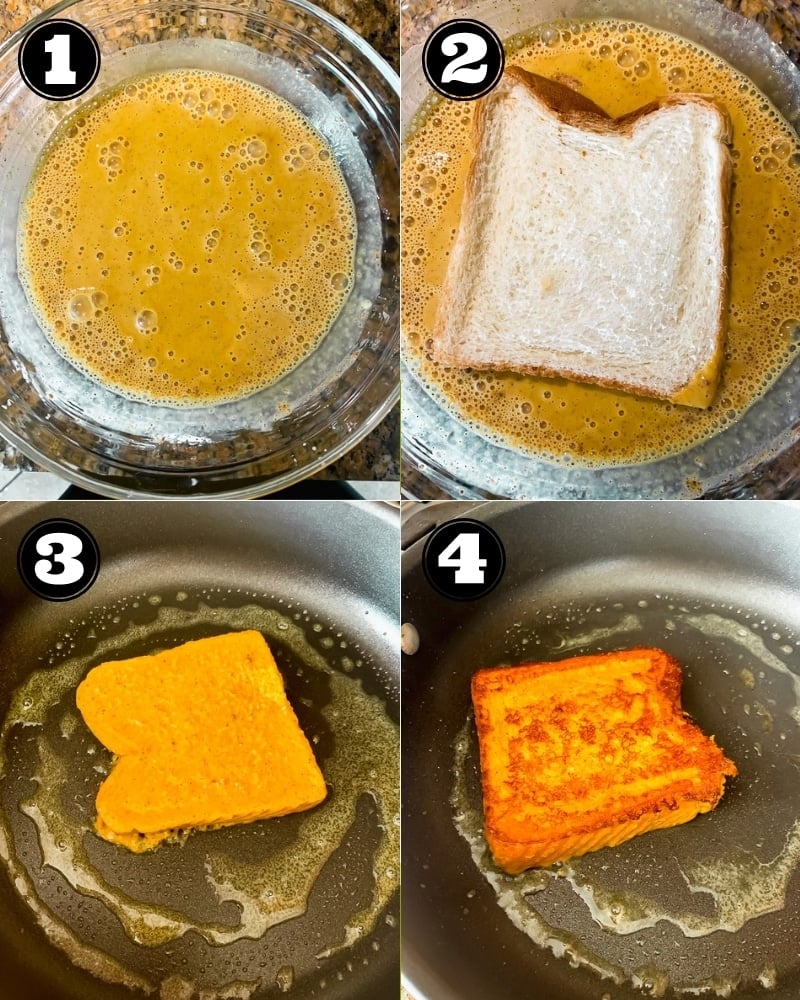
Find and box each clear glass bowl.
[401,0,800,499]
[0,0,399,497]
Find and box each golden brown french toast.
[471,647,737,873]
[76,630,327,852]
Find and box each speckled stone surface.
[0,0,399,485]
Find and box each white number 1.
[438,532,487,584]
[44,34,76,85]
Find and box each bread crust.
[432,68,733,407]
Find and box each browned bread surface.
[471,647,737,873]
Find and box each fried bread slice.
[471,647,736,873]
[76,630,327,852]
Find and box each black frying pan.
[0,500,399,1000]
[402,500,800,1000]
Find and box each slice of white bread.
[432,67,733,407]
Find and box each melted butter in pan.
[0,598,398,997]
[451,599,800,996]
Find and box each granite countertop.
[0,0,399,487]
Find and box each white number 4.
[438,532,487,584]
[44,34,76,86]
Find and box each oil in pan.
[0,588,399,998]
[450,594,800,997]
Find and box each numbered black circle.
[17,518,100,602]
[422,18,505,101]
[422,517,506,601]
[18,19,101,101]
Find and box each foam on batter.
[18,69,356,407]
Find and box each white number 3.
[438,532,487,584]
[35,532,84,586]
[440,32,488,85]
[44,33,77,86]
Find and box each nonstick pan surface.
[402,501,800,1000]
[0,500,399,1000]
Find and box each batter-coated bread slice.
[76,630,327,851]
[433,67,733,407]
[471,647,737,873]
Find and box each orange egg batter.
[19,69,356,407]
[403,20,800,465]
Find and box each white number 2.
[44,34,76,86]
[440,32,488,85]
[438,532,487,584]
[34,532,84,586]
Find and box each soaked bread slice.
[433,67,732,407]
[471,648,736,873]
[76,630,327,852]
